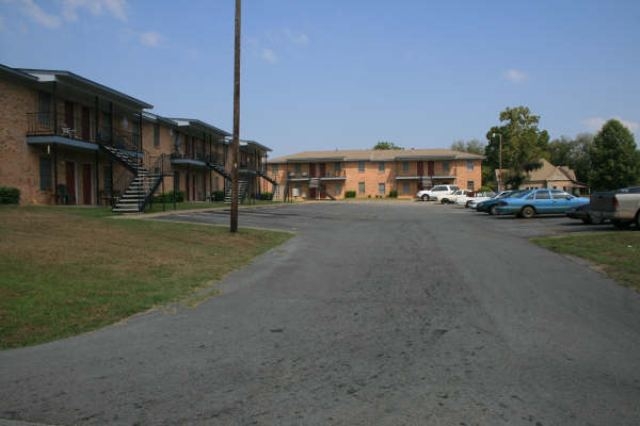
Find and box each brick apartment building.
[0,64,272,211]
[267,149,484,200]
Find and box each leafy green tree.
[548,133,593,184]
[451,139,485,155]
[373,141,403,150]
[589,119,640,190]
[485,106,549,188]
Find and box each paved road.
[1,202,639,425]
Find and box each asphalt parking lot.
[1,201,639,426]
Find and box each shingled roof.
[269,149,484,163]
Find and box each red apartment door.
[64,101,74,130]
[427,161,435,176]
[82,164,92,205]
[81,107,91,140]
[65,161,76,204]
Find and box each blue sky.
[1,0,639,158]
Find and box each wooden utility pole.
[230,0,241,232]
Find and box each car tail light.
[613,197,619,209]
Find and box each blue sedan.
[494,189,590,218]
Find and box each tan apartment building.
[266,149,484,200]
[518,158,588,195]
[0,64,272,211]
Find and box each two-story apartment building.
[267,149,484,200]
[1,64,272,210]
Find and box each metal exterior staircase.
[102,145,163,213]
[112,170,162,213]
[224,180,248,203]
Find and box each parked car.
[442,189,472,205]
[456,191,496,208]
[589,186,640,229]
[566,203,605,225]
[475,190,523,214]
[416,184,459,201]
[494,189,590,218]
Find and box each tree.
[451,139,485,155]
[548,133,593,184]
[485,106,550,188]
[589,119,640,190]
[373,141,403,150]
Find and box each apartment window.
[402,182,410,194]
[378,162,385,172]
[39,157,52,190]
[335,183,342,196]
[467,180,475,191]
[358,182,365,194]
[378,183,386,195]
[466,160,474,171]
[153,123,160,148]
[442,161,450,174]
[334,162,341,173]
[358,161,365,172]
[402,161,409,173]
[294,163,302,174]
[271,164,279,174]
[174,171,181,192]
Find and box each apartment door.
[81,107,91,140]
[65,161,76,204]
[64,101,74,130]
[427,161,435,176]
[82,164,92,205]
[319,163,326,177]
[309,163,316,178]
[417,161,424,176]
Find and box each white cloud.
[584,117,639,133]
[261,48,278,64]
[504,68,527,83]
[19,0,61,29]
[62,0,127,22]
[284,29,309,46]
[140,31,162,47]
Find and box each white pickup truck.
[589,186,640,229]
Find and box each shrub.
[345,190,356,198]
[255,192,273,201]
[388,190,398,198]
[211,191,225,201]
[153,191,184,203]
[0,187,20,204]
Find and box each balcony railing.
[171,152,225,165]
[27,112,141,151]
[286,170,346,179]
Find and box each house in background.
[518,158,588,195]
[266,149,484,200]
[0,64,272,210]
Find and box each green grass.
[0,206,292,349]
[533,231,640,291]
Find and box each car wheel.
[590,215,603,225]
[421,194,429,201]
[520,206,535,219]
[489,205,498,215]
[465,201,471,208]
[635,212,640,229]
[581,217,592,225]
[441,199,447,204]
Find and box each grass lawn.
[533,231,640,291]
[0,206,292,349]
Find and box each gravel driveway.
[1,201,639,425]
